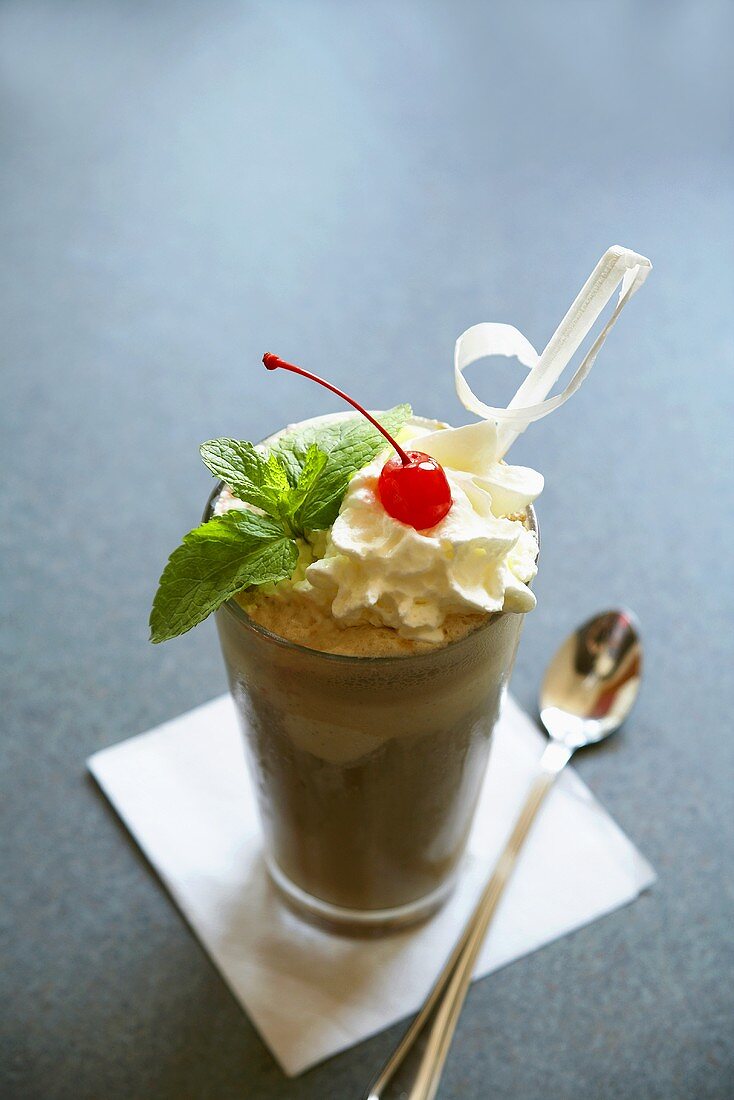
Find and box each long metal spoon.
[365,609,643,1100]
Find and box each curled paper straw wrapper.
[455,246,652,458]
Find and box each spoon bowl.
[539,609,643,749]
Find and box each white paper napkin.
[88,693,655,1077]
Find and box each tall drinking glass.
[210,471,538,934]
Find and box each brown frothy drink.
[212,478,537,932]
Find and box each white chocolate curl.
[455,246,652,457]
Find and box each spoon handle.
[367,739,572,1100]
[408,748,569,1099]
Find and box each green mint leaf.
[199,439,286,518]
[272,404,410,483]
[296,443,330,496]
[273,404,412,530]
[284,444,328,526]
[264,452,293,494]
[150,510,298,643]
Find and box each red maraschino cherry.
[263,353,452,531]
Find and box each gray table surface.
[2,2,733,1098]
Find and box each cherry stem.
[262,353,410,464]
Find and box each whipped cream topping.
[215,416,541,643]
[304,418,541,642]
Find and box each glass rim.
[204,483,539,667]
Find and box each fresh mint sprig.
[199,438,327,538]
[150,404,411,643]
[149,511,299,644]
